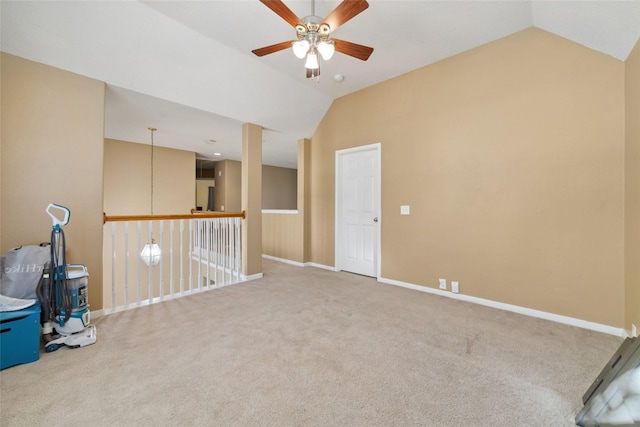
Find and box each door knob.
[373,217,378,222]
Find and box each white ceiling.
[2,1,639,169]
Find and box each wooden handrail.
[103,210,245,224]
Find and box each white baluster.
[104,214,243,314]
[110,222,116,312]
[159,220,164,300]
[237,217,242,281]
[180,220,185,295]
[188,219,194,292]
[136,221,142,306]
[124,221,130,307]
[169,220,175,297]
[197,220,202,291]
[147,221,153,303]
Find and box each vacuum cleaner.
[36,203,97,352]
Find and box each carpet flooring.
[0,259,622,426]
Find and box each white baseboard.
[249,256,624,337]
[91,308,105,319]
[262,254,305,267]
[241,272,263,281]
[261,254,337,271]
[304,262,338,272]
[378,276,626,337]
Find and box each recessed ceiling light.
[205,139,216,145]
[334,73,345,82]
[213,152,222,156]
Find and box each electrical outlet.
[221,205,224,211]
[633,324,638,338]
[439,278,446,290]
[451,281,459,294]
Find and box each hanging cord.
[51,225,71,323]
[149,127,156,216]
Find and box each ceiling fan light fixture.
[253,0,373,77]
[305,48,319,69]
[292,39,310,59]
[317,40,335,60]
[319,23,331,36]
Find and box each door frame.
[335,142,382,279]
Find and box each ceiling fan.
[252,0,374,78]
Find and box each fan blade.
[252,41,293,57]
[259,0,302,28]
[322,0,369,32]
[333,38,374,61]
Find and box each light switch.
[400,205,410,215]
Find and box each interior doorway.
[335,143,381,278]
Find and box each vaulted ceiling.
[2,1,639,168]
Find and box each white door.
[336,143,380,277]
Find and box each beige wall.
[300,139,312,262]
[263,165,297,210]
[215,160,297,211]
[310,28,626,327]
[263,213,304,262]
[241,123,263,277]
[625,37,640,334]
[213,160,242,212]
[1,53,105,309]
[196,179,215,210]
[103,138,195,215]
[262,139,310,263]
[213,162,226,211]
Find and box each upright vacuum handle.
[46,203,70,227]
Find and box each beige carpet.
[0,259,622,426]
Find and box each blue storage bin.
[0,302,41,370]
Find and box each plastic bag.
[0,244,50,299]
